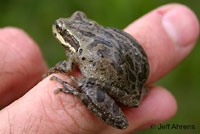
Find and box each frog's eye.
[54,20,62,32]
[55,24,62,33]
[56,24,60,29]
[71,11,87,21]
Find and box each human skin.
[0,4,199,134]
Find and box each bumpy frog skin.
[47,11,149,129]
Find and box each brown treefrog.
[46,11,149,129]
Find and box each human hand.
[0,4,199,134]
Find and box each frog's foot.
[43,60,75,78]
[50,76,79,95]
[69,75,82,86]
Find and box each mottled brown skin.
[47,11,149,129]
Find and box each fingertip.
[124,4,199,83]
[1,27,47,65]
[0,27,47,107]
[161,4,199,47]
[0,27,47,68]
[146,86,177,120]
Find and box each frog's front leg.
[50,76,128,129]
[44,56,75,77]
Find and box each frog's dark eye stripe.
[54,20,80,51]
[59,29,80,51]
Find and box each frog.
[46,11,149,129]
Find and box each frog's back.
[105,27,149,87]
[77,23,149,90]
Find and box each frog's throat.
[52,24,80,53]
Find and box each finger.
[124,4,199,83]
[0,74,108,134]
[128,86,177,130]
[0,27,47,108]
[0,75,176,134]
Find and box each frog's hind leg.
[50,76,79,95]
[78,78,129,129]
[51,76,128,129]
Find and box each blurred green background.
[0,0,199,133]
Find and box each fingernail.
[162,5,199,46]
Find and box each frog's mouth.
[52,22,80,53]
